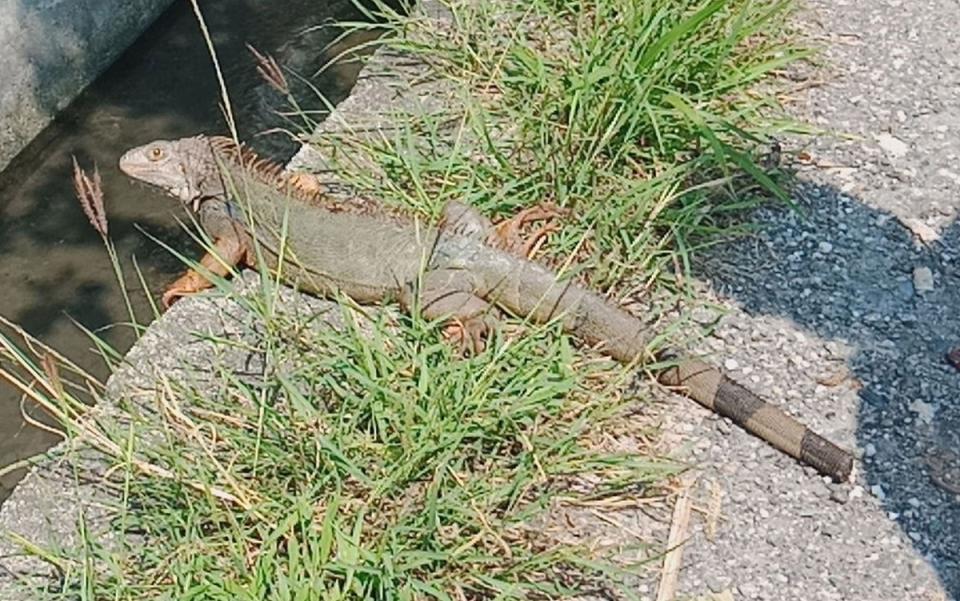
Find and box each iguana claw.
[441,316,492,356]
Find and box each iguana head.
[119,135,226,210]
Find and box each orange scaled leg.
[487,202,571,259]
[161,236,247,309]
[441,317,492,356]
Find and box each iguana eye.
[148,147,165,161]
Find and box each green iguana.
[119,134,855,482]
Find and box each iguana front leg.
[162,236,247,308]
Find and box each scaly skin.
[119,135,855,482]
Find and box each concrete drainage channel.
[0,1,170,592]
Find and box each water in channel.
[0,0,378,501]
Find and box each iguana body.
[119,135,854,481]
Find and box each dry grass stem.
[656,475,696,601]
[71,156,108,237]
[248,43,290,95]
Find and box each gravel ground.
[666,0,960,598]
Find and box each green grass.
[322,0,808,293]
[0,0,812,598]
[3,296,676,600]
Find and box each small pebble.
[871,484,886,501]
[946,347,960,370]
[901,218,941,243]
[830,486,850,504]
[908,399,936,423]
[875,132,910,157]
[912,267,934,293]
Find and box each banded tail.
[658,358,854,481]
[473,247,855,481]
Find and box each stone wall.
[0,0,175,172]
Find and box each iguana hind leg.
[162,236,246,308]
[400,268,501,355]
[488,202,570,258]
[439,200,569,259]
[439,201,495,241]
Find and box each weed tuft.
[327,0,808,293]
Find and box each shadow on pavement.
[697,176,959,596]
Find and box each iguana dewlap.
[119,135,855,482]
